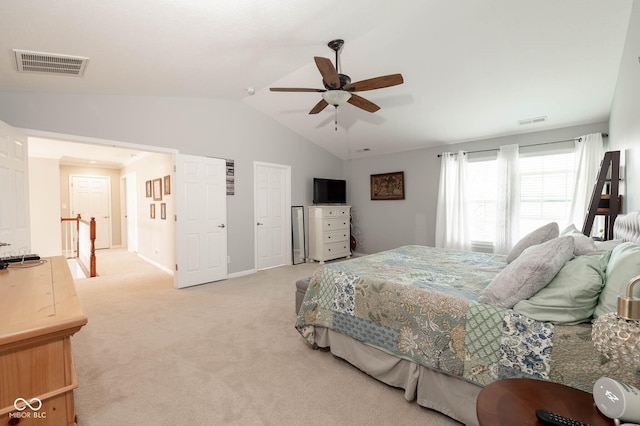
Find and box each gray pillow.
[593,242,640,318]
[506,222,559,263]
[513,252,609,324]
[560,224,598,256]
[479,236,575,309]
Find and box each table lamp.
[592,275,640,368]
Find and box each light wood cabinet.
[0,256,87,425]
[308,206,351,264]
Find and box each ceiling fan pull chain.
[335,107,338,131]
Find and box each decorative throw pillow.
[513,252,609,324]
[593,242,640,318]
[560,224,598,256]
[506,222,559,263]
[479,236,574,309]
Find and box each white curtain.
[568,133,605,232]
[435,151,470,250]
[494,144,520,254]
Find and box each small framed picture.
[160,203,166,220]
[146,180,152,198]
[153,178,162,201]
[163,175,171,195]
[371,171,405,200]
[150,203,156,219]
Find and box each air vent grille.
[13,49,89,76]
[518,116,547,126]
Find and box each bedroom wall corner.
[609,0,640,213]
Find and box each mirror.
[291,206,306,265]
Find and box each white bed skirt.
[314,328,482,426]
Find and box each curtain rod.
[436,133,608,157]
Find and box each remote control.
[535,409,590,426]
[0,254,40,263]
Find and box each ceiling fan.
[269,39,404,116]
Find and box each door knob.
[218,224,226,228]
[257,222,263,226]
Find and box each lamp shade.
[322,90,351,106]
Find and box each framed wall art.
[160,202,166,220]
[163,175,171,195]
[370,171,405,200]
[153,178,162,201]
[150,203,156,219]
[146,180,152,198]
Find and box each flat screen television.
[313,178,346,204]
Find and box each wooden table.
[476,378,614,426]
[0,256,88,426]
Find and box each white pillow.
[506,222,559,263]
[593,239,624,252]
[479,236,575,309]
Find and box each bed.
[295,212,640,425]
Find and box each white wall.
[609,1,640,212]
[345,122,609,254]
[28,157,61,257]
[0,92,344,273]
[122,153,174,272]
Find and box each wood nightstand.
[476,378,614,426]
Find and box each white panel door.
[255,162,290,270]
[0,121,30,256]
[70,175,111,249]
[175,154,227,288]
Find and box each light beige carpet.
[72,248,461,425]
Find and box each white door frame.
[121,172,138,252]
[253,161,292,269]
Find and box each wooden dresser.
[0,256,87,426]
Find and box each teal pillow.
[514,253,609,324]
[594,242,640,318]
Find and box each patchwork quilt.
[295,245,639,390]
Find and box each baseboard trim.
[137,254,174,275]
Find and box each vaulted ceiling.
[0,0,633,161]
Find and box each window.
[468,159,497,243]
[519,152,575,236]
[467,150,575,246]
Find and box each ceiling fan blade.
[347,94,380,113]
[314,57,340,89]
[344,73,404,92]
[270,87,326,92]
[309,99,329,114]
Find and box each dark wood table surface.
[476,378,614,426]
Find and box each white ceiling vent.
[518,116,547,126]
[13,49,89,76]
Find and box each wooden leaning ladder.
[582,150,621,240]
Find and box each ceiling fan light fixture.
[322,90,351,106]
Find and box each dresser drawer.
[322,218,349,231]
[323,241,350,259]
[323,229,349,244]
[325,207,350,217]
